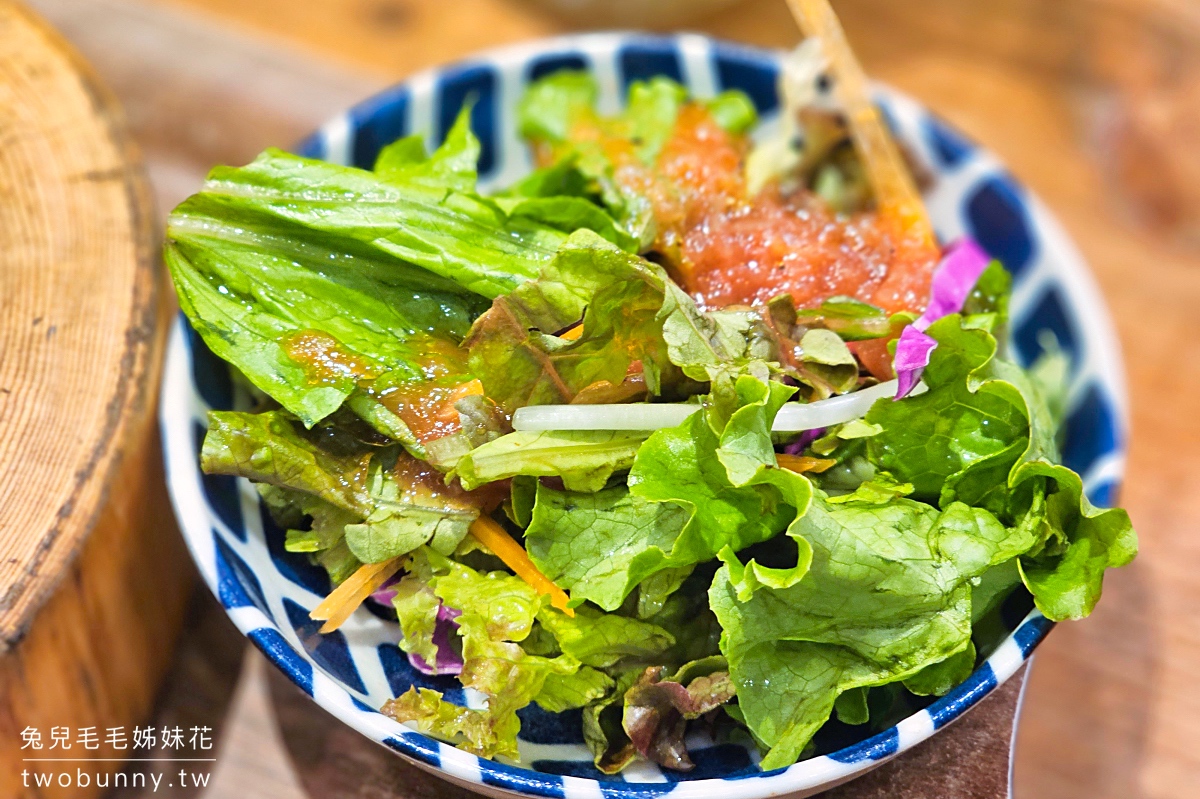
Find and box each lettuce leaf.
[833,687,870,725]
[501,157,595,200]
[582,668,643,774]
[759,295,860,399]
[166,218,482,427]
[629,376,816,600]
[525,378,815,613]
[201,411,476,563]
[202,410,373,511]
[382,688,505,755]
[903,641,976,697]
[704,91,757,136]
[793,296,893,341]
[709,493,1031,769]
[384,549,580,758]
[391,574,446,670]
[525,484,688,611]
[385,549,678,757]
[455,429,647,493]
[518,71,757,248]
[316,540,361,584]
[622,77,688,163]
[535,604,675,668]
[166,110,589,427]
[536,667,614,713]
[517,70,598,144]
[1013,462,1136,620]
[635,565,695,619]
[581,656,734,774]
[466,231,780,413]
[865,315,1136,620]
[866,316,1028,508]
[622,660,736,771]
[962,261,1012,325]
[495,195,638,252]
[989,357,1136,620]
[342,476,474,563]
[273,484,365,581]
[517,73,669,245]
[465,231,673,411]
[374,106,479,191]
[176,149,566,299]
[658,287,776,387]
[639,576,723,665]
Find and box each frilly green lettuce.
[630,377,816,601]
[464,231,673,412]
[710,493,1031,769]
[385,549,677,759]
[167,108,634,431]
[385,549,578,758]
[521,376,816,612]
[865,314,1136,620]
[525,484,688,611]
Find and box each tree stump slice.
[0,2,193,796]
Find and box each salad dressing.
[283,329,483,445]
[371,337,478,444]
[682,192,939,313]
[282,329,382,385]
[376,379,482,444]
[391,451,480,510]
[572,100,940,316]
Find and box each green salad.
[168,51,1136,773]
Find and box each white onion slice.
[512,403,698,432]
[511,380,926,433]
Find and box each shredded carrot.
[433,379,485,424]
[469,516,575,616]
[450,378,485,400]
[310,558,405,633]
[777,454,837,474]
[785,0,936,249]
[559,324,583,341]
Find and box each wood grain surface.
[0,2,193,797]
[17,0,1199,797]
[0,0,158,647]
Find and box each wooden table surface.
[22,0,1200,797]
[0,5,192,798]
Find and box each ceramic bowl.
[160,32,1128,799]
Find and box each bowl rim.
[159,30,1128,799]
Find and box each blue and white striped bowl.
[160,32,1128,799]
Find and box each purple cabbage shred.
[370,576,465,676]
[409,604,464,676]
[783,427,827,454]
[893,238,991,399]
[893,326,938,399]
[369,573,402,605]
[915,238,992,331]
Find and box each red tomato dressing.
[590,104,941,316]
